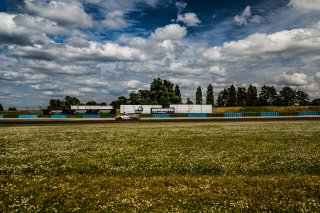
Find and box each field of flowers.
[0,121,320,212]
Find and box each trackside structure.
[120,105,162,114]
[170,105,213,113]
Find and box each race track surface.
[1,116,320,125]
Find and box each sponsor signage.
[73,110,86,115]
[49,110,63,115]
[151,108,175,114]
[98,110,111,115]
[135,106,144,114]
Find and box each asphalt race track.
[1,116,320,125]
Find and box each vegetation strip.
[1,121,319,211]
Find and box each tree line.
[111,79,320,108]
[1,78,320,111]
[215,84,320,107]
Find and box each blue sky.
[0,0,320,108]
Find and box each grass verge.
[0,121,319,212]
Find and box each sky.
[0,0,320,109]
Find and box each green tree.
[259,86,278,106]
[226,85,237,106]
[246,85,258,106]
[279,86,296,106]
[138,89,154,105]
[129,91,140,105]
[196,86,203,104]
[110,96,128,109]
[150,78,176,106]
[64,96,81,109]
[8,107,17,111]
[186,98,193,104]
[296,90,309,106]
[217,89,228,107]
[311,98,320,106]
[206,84,214,106]
[173,85,182,104]
[237,87,247,106]
[0,103,3,111]
[86,101,98,105]
[47,99,67,110]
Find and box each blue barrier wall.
[299,111,319,116]
[188,113,207,117]
[224,113,243,117]
[83,114,101,118]
[0,115,3,119]
[260,112,280,117]
[19,115,38,118]
[51,114,67,118]
[153,114,170,118]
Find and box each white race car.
[115,113,141,121]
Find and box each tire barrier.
[260,112,280,117]
[188,113,207,117]
[19,115,38,118]
[224,113,243,117]
[299,111,319,116]
[51,114,67,118]
[83,114,101,118]
[152,114,170,118]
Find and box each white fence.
[170,105,213,113]
[120,105,162,114]
[71,105,113,110]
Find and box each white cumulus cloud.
[277,72,309,86]
[151,24,187,40]
[24,0,92,27]
[177,13,201,27]
[289,0,320,11]
[234,6,263,26]
[103,10,127,29]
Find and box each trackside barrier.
[207,113,224,117]
[171,113,188,117]
[51,114,67,118]
[280,112,298,116]
[19,115,38,118]
[0,115,3,118]
[243,112,260,117]
[152,114,170,118]
[260,112,280,117]
[224,113,243,117]
[188,113,207,117]
[299,111,319,116]
[140,114,152,118]
[100,114,115,118]
[83,114,100,118]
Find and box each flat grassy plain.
[0,121,320,212]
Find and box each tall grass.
[0,121,319,212]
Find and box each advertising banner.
[151,108,175,114]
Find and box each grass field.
[1,121,320,212]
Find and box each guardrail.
[224,113,243,117]
[153,114,170,118]
[299,111,319,116]
[51,114,67,118]
[83,114,101,118]
[19,115,38,118]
